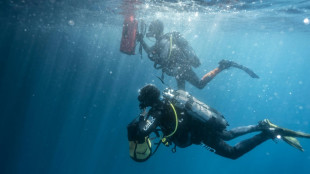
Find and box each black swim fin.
[230,61,259,78]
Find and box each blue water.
[1,0,310,174]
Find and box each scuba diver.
[127,84,310,162]
[137,20,259,90]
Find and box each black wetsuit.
[140,32,221,90]
[127,100,269,160]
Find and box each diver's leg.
[198,59,241,88]
[185,60,236,89]
[182,69,206,89]
[220,125,260,141]
[200,67,222,87]
[204,133,269,160]
[184,68,223,89]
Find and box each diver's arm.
[138,107,164,136]
[138,115,158,136]
[127,112,160,142]
[138,37,151,54]
[138,36,159,62]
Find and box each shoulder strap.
[161,101,178,146]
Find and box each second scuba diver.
[137,20,259,90]
[127,84,310,162]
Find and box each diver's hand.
[218,59,233,70]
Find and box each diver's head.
[138,84,161,109]
[146,20,164,39]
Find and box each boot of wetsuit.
[200,60,232,87]
[200,67,222,87]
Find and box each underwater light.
[277,135,282,139]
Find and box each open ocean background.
[1,0,310,174]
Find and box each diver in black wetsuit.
[137,20,258,90]
[127,84,310,162]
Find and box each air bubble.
[304,18,309,25]
[68,20,75,26]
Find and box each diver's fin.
[282,136,304,151]
[230,61,259,78]
[261,119,310,151]
[265,119,310,138]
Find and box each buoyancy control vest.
[162,88,228,131]
[151,32,201,71]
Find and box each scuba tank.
[162,88,228,131]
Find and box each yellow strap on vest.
[161,101,178,145]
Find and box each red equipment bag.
[120,16,138,55]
